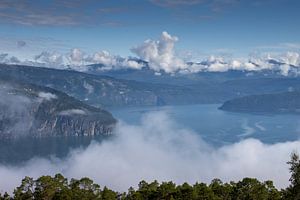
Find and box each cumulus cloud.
[89,51,144,70]
[29,48,144,72]
[68,48,84,65]
[34,51,66,68]
[183,52,300,75]
[1,32,300,76]
[130,32,300,75]
[247,52,300,75]
[0,111,298,193]
[131,31,185,73]
[91,50,117,66]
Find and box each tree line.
[1,153,299,200]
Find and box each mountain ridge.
[0,78,116,138]
[219,91,300,114]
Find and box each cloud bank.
[1,32,300,76]
[0,111,299,194]
[130,32,300,75]
[30,48,144,72]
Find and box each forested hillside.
[220,91,300,114]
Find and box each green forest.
[1,153,299,200]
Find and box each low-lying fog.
[0,111,299,194]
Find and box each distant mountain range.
[1,64,300,108]
[0,64,166,107]
[0,78,116,138]
[0,63,299,120]
[219,91,300,114]
[86,57,300,78]
[87,62,292,85]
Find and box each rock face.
[33,114,115,137]
[0,79,116,139]
[219,91,300,114]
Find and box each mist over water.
[111,104,300,145]
[0,110,299,194]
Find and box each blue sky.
[0,0,299,60]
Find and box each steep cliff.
[0,78,116,138]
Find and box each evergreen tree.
[13,176,34,200]
[284,152,300,200]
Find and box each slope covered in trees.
[1,153,299,200]
[219,91,300,114]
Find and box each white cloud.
[131,31,186,73]
[89,51,144,70]
[1,32,300,76]
[29,49,144,72]
[92,50,116,66]
[279,64,290,76]
[68,48,84,65]
[130,32,300,75]
[129,31,300,75]
[206,56,229,72]
[231,60,242,69]
[125,59,144,69]
[0,111,298,193]
[34,51,66,68]
[182,52,300,75]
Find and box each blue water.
[111,104,300,146]
[1,104,299,164]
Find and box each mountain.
[0,64,237,106]
[219,91,300,114]
[0,64,165,107]
[91,67,286,86]
[0,78,116,139]
[1,64,300,108]
[87,57,299,84]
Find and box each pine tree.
[285,152,300,200]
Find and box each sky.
[0,0,299,59]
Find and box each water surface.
[1,104,299,164]
[111,104,300,146]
